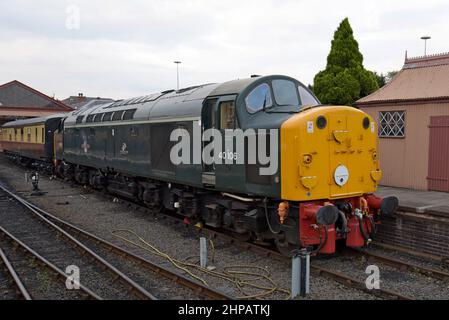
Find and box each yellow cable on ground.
[111,229,291,300]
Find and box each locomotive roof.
[62,75,287,127]
[2,113,68,128]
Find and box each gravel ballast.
[3,155,443,299]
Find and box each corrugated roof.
[357,52,449,105]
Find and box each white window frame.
[379,111,405,138]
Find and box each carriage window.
[220,101,236,129]
[86,114,94,123]
[272,80,299,106]
[245,83,272,113]
[298,85,319,106]
[41,128,44,143]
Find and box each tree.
[374,72,386,88]
[385,70,399,83]
[313,18,379,106]
[373,70,399,88]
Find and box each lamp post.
[420,36,431,56]
[174,61,181,90]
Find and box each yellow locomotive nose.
[280,106,381,201]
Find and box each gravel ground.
[0,255,21,300]
[313,252,449,299]
[0,234,86,300]
[366,244,449,273]
[68,231,202,300]
[0,155,391,300]
[0,188,139,300]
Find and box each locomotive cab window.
[220,101,236,129]
[272,79,299,106]
[245,83,272,113]
[298,85,319,106]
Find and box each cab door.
[201,98,218,185]
[201,95,245,191]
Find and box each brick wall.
[375,211,449,258]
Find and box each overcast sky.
[0,0,448,100]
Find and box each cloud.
[0,0,448,99]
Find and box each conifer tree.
[313,18,378,105]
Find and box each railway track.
[0,184,157,300]
[0,183,232,300]
[0,168,415,300]
[106,195,414,300]
[0,226,99,300]
[0,248,32,300]
[199,227,414,300]
[346,247,449,282]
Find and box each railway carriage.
[2,114,65,170]
[2,75,398,255]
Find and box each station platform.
[374,186,449,259]
[376,186,449,218]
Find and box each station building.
[0,80,73,150]
[62,93,114,110]
[357,52,449,192]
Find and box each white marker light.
[334,165,349,186]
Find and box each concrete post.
[200,237,207,268]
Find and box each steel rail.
[25,201,233,300]
[347,248,449,282]
[2,185,232,300]
[2,169,413,300]
[111,198,414,300]
[0,248,32,300]
[0,183,157,300]
[0,226,100,300]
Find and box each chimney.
[77,93,84,102]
